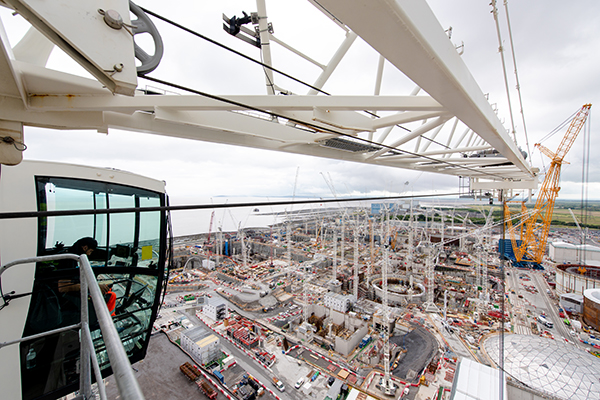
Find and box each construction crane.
[379,209,397,396]
[504,104,591,268]
[206,210,215,245]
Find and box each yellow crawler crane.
[504,104,591,267]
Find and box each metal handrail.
[0,254,146,400]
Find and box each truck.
[359,335,372,348]
[537,315,554,328]
[199,380,217,400]
[272,376,285,392]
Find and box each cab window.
[20,176,165,400]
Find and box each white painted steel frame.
[0,0,536,187]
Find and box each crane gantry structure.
[0,0,535,195]
[504,104,591,267]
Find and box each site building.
[181,326,220,365]
[203,296,228,321]
[559,293,584,313]
[323,292,354,313]
[549,242,600,264]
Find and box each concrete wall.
[335,324,369,357]
[506,381,559,400]
[312,305,366,329]
[549,242,600,264]
[308,305,369,356]
[556,268,600,296]
[370,274,426,305]
[583,289,600,331]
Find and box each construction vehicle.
[503,104,591,268]
[359,335,372,348]
[272,376,285,392]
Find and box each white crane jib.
[0,0,535,194]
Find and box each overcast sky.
[2,1,599,234]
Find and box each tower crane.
[206,210,215,245]
[379,209,397,396]
[504,104,591,268]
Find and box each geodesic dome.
[483,334,600,400]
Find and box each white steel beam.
[0,1,538,186]
[28,93,445,113]
[314,0,533,176]
[4,0,137,95]
[367,115,451,159]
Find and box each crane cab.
[0,160,170,400]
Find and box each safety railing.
[0,254,146,400]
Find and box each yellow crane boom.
[505,104,591,265]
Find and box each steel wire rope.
[580,111,591,241]
[537,109,578,144]
[503,0,532,166]
[141,75,512,182]
[138,6,330,96]
[491,0,517,145]
[259,48,276,96]
[0,191,463,220]
[140,4,415,136]
[138,7,471,161]
[532,107,582,185]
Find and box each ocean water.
[167,195,490,237]
[168,196,346,236]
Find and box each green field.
[465,200,600,230]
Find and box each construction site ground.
[103,332,229,400]
[390,327,437,382]
[269,347,332,400]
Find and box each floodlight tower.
[478,239,491,305]
[475,243,488,310]
[481,251,489,302]
[303,269,308,322]
[380,210,397,396]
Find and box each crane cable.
[537,109,578,144]
[138,7,521,181]
[141,75,510,182]
[490,0,517,145]
[140,6,410,132]
[502,0,532,166]
[138,6,330,96]
[580,110,592,238]
[534,106,585,181]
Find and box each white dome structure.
[483,334,600,400]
